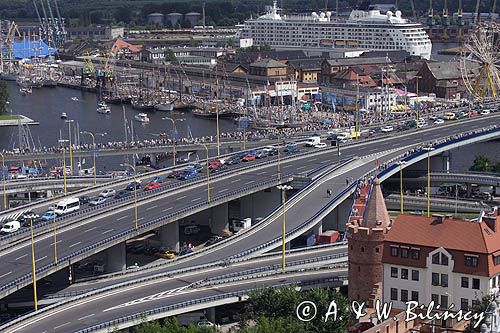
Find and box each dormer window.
[432,252,449,266]
[465,254,478,267]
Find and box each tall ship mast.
[242,1,432,60]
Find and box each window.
[401,289,409,302]
[472,278,480,290]
[391,288,398,300]
[432,253,440,264]
[391,267,398,278]
[465,255,478,267]
[411,291,419,302]
[412,270,419,281]
[401,248,409,258]
[494,255,500,266]
[391,247,399,257]
[461,277,469,288]
[441,295,448,308]
[401,269,408,280]
[410,249,420,260]
[431,294,439,304]
[461,298,469,310]
[361,247,365,252]
[441,274,449,287]
[432,273,440,286]
[441,254,449,266]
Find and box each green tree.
[470,155,494,172]
[464,295,494,333]
[0,80,9,114]
[164,48,177,62]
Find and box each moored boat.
[134,113,150,123]
[97,101,111,114]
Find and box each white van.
[231,218,252,233]
[305,136,321,147]
[54,197,80,215]
[1,221,20,234]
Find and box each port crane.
[32,0,66,49]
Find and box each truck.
[230,218,252,233]
[290,232,316,248]
[304,136,321,147]
[178,166,197,180]
[318,230,340,244]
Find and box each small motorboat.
[19,87,32,95]
[71,97,79,101]
[61,112,68,119]
[134,113,150,123]
[97,101,111,114]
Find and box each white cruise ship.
[241,1,432,60]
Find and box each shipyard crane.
[410,0,416,20]
[492,0,497,21]
[474,0,481,24]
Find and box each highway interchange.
[0,112,499,331]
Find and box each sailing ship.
[97,101,111,114]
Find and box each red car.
[242,154,256,162]
[210,164,228,173]
[144,182,162,190]
[348,322,375,333]
[208,161,221,170]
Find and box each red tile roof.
[386,214,500,254]
[111,38,142,54]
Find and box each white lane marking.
[191,197,201,202]
[310,158,317,162]
[36,255,47,262]
[15,254,28,261]
[146,205,158,211]
[322,159,331,163]
[176,195,187,201]
[78,313,95,321]
[138,217,144,221]
[84,227,97,233]
[283,165,293,169]
[117,215,128,221]
[296,166,307,170]
[69,241,81,248]
[103,229,114,234]
[54,322,71,330]
[0,271,12,279]
[244,180,255,185]
[257,171,266,175]
[230,179,240,183]
[219,188,229,193]
[162,207,173,212]
[50,240,62,246]
[304,169,313,173]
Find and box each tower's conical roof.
[364,178,391,228]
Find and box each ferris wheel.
[460,22,500,101]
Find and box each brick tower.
[346,178,391,307]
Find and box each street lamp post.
[277,132,281,180]
[0,152,6,210]
[29,217,38,311]
[80,131,106,185]
[162,117,184,166]
[52,190,58,265]
[199,144,210,204]
[276,184,293,272]
[65,119,74,175]
[62,149,67,194]
[120,163,138,231]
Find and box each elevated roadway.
[2,245,348,333]
[0,115,498,300]
[1,118,500,332]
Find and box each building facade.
[66,26,124,41]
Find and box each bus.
[54,197,80,215]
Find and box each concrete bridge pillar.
[106,242,126,272]
[312,221,323,238]
[206,307,216,323]
[210,203,229,234]
[160,222,180,252]
[240,188,281,221]
[329,198,352,232]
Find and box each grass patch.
[0,115,21,121]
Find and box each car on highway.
[99,189,116,198]
[79,196,91,204]
[114,190,130,199]
[314,142,327,148]
[225,155,240,165]
[178,167,198,180]
[444,112,456,120]
[208,160,222,170]
[184,225,200,235]
[417,119,428,128]
[154,250,176,259]
[197,319,216,327]
[125,181,141,191]
[187,163,203,173]
[152,176,165,183]
[1,221,21,234]
[178,247,193,256]
[238,150,255,159]
[144,182,162,190]
[89,196,106,206]
[19,211,39,223]
[284,143,299,154]
[434,118,445,125]
[210,164,228,173]
[262,146,278,156]
[380,125,394,133]
[40,210,56,221]
[167,170,181,179]
[255,149,269,158]
[242,153,256,162]
[205,235,223,246]
[480,109,491,115]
